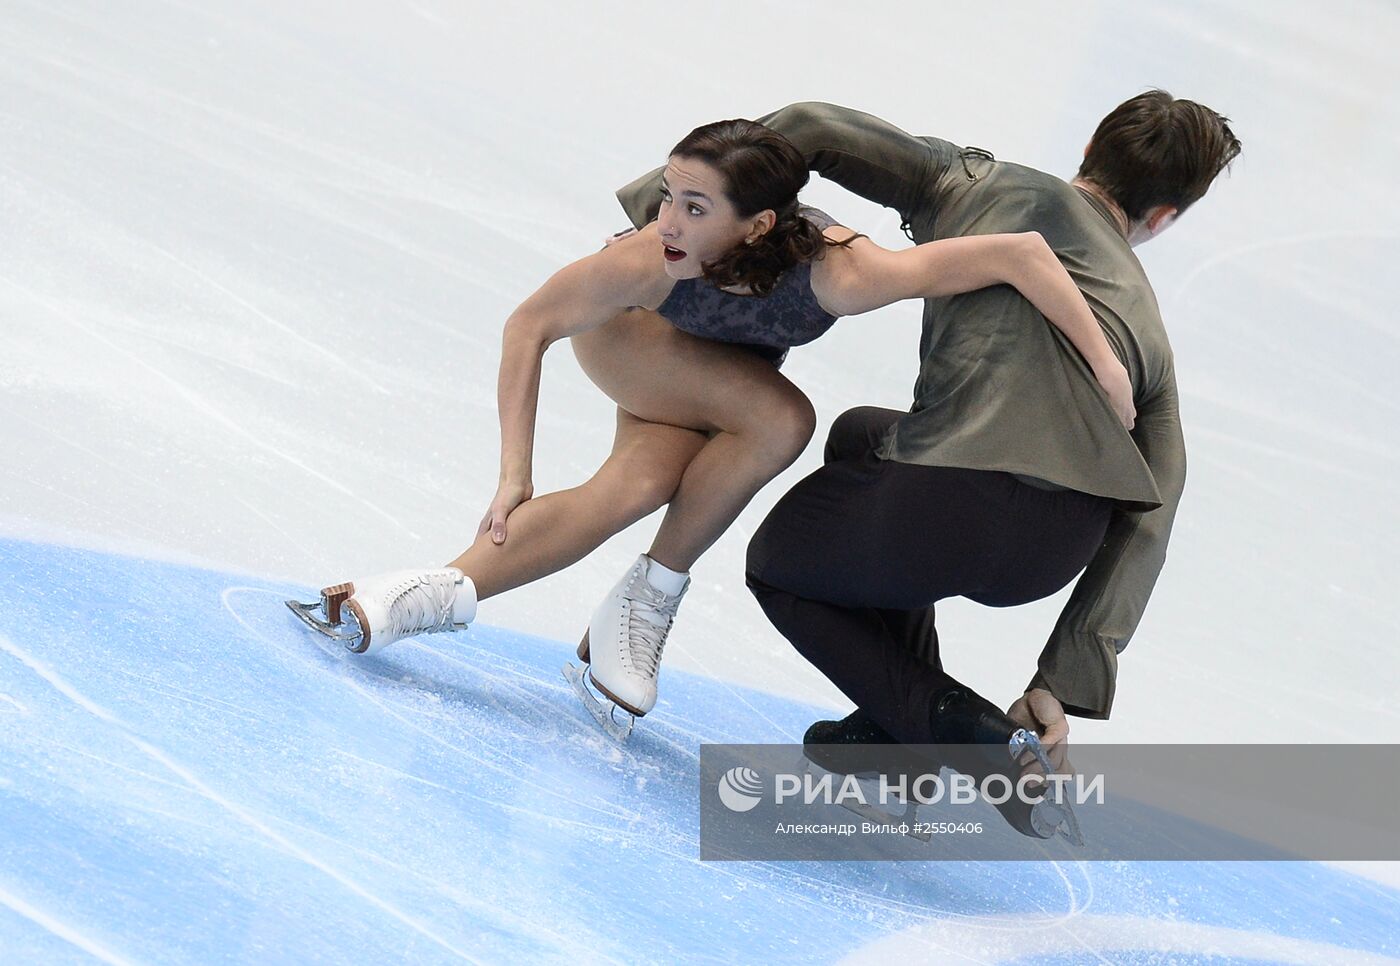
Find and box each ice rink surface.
[1,0,1397,961]
[3,537,1398,964]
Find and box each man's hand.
[1007,687,1071,776]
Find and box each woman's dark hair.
[669,119,853,296]
[1077,89,1242,222]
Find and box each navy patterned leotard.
[653,206,842,367]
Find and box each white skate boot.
[563,555,689,740]
[285,567,477,655]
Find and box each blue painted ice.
[2,537,1396,964]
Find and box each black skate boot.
[803,693,1073,843]
[927,684,1022,745]
[925,684,1072,841]
[802,709,911,779]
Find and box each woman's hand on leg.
[479,479,534,545]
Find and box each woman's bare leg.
[572,308,816,573]
[446,408,706,599]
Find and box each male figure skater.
[618,91,1240,754]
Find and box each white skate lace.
[624,583,679,679]
[384,574,460,642]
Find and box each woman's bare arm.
[814,231,1136,428]
[486,229,665,540]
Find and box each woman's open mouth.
[663,244,687,262]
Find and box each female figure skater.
[287,119,1133,736]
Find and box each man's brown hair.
[1078,89,1241,221]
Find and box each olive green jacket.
[616,102,1187,719]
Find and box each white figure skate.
[563,555,688,741]
[285,567,477,655]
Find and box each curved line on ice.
[743,858,1088,932]
[0,631,484,964]
[224,585,648,826]
[837,911,1400,965]
[230,583,1107,927]
[1171,229,1400,305]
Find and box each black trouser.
[745,407,1113,745]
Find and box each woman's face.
[656,155,758,280]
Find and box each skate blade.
[1029,798,1085,847]
[1009,729,1084,847]
[284,599,364,648]
[800,758,930,841]
[562,662,634,742]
